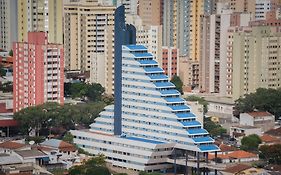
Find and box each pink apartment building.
[13,32,64,112]
[161,47,179,79]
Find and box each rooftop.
[41,139,76,152]
[209,150,258,160]
[219,144,237,152]
[125,45,147,51]
[247,111,273,117]
[261,134,280,143]
[0,141,27,150]
[223,164,252,174]
[15,150,47,158]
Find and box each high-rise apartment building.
[138,0,162,26]
[116,0,138,15]
[13,32,64,112]
[17,0,63,44]
[255,0,280,20]
[0,0,18,51]
[232,26,281,99]
[64,0,115,71]
[200,12,252,94]
[218,0,256,13]
[163,0,190,56]
[161,47,179,79]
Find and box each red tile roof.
[265,127,281,137]
[59,141,76,152]
[219,144,237,152]
[0,141,27,149]
[209,150,258,160]
[248,111,273,117]
[223,164,251,173]
[261,134,280,143]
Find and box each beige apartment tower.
[64,0,115,71]
[17,0,63,44]
[138,0,162,26]
[232,26,281,99]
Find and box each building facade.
[138,0,162,26]
[17,0,63,44]
[0,0,18,51]
[13,32,64,112]
[64,0,115,71]
[160,47,179,79]
[71,45,219,171]
[232,26,281,99]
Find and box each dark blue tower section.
[114,5,136,135]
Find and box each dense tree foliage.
[235,88,281,120]
[204,117,226,137]
[0,64,6,77]
[64,82,107,102]
[241,134,261,151]
[68,155,110,175]
[0,81,13,92]
[14,102,106,136]
[259,144,281,165]
[171,75,183,94]
[9,50,13,56]
[185,95,209,114]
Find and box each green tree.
[259,144,281,164]
[0,64,6,77]
[204,117,226,137]
[235,88,281,120]
[14,102,61,136]
[86,83,105,101]
[9,50,13,56]
[185,95,209,114]
[171,75,183,94]
[0,81,13,92]
[241,134,262,151]
[68,155,110,175]
[62,132,74,143]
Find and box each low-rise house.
[222,164,267,175]
[209,150,259,164]
[230,125,262,141]
[260,134,281,145]
[39,139,78,169]
[240,112,275,132]
[13,150,49,166]
[0,141,30,154]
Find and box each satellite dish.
[29,141,35,145]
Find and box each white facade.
[71,45,219,172]
[116,0,138,15]
[255,0,274,20]
[240,112,275,132]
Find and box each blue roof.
[154,82,175,88]
[187,128,208,135]
[148,74,168,80]
[198,144,220,152]
[165,97,184,103]
[169,105,190,111]
[125,45,147,50]
[160,89,180,95]
[132,53,153,58]
[192,136,214,143]
[176,112,196,118]
[138,59,158,65]
[180,121,201,127]
[143,67,163,73]
[124,136,165,144]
